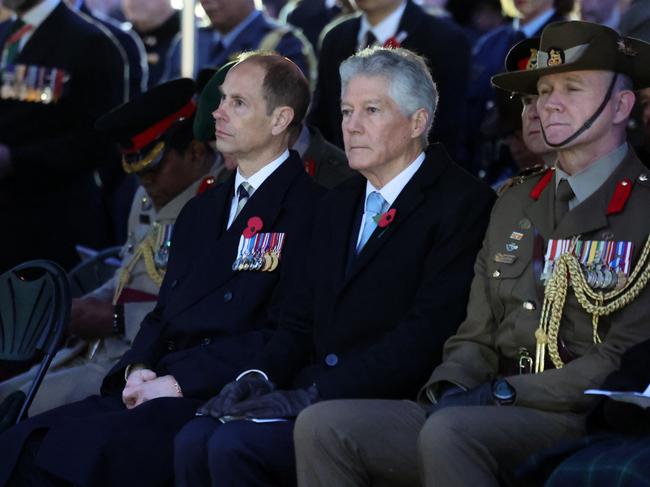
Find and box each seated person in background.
[293,20,650,487]
[194,61,353,189]
[0,52,324,487]
[0,78,219,416]
[310,0,471,164]
[480,37,556,188]
[166,0,315,83]
[174,46,495,487]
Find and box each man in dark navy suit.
[310,0,471,164]
[0,52,324,487]
[166,0,314,82]
[0,0,125,272]
[174,46,495,487]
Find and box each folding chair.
[68,246,122,298]
[0,260,71,428]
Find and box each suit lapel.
[165,154,304,319]
[397,0,423,43]
[341,146,449,289]
[0,20,12,49]
[328,175,365,285]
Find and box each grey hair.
[339,47,438,147]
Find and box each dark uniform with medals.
[0,0,125,273]
[134,10,180,88]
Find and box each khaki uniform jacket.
[423,150,650,413]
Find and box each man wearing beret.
[173,46,494,487]
[0,52,324,486]
[294,20,650,486]
[0,78,220,415]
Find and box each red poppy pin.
[243,216,263,238]
[374,208,396,228]
[383,31,407,49]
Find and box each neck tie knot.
[234,182,253,219]
[364,30,378,48]
[356,191,387,254]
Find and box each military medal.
[542,238,634,289]
[510,231,524,241]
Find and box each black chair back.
[0,260,70,423]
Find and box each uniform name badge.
[232,232,285,272]
[541,238,633,290]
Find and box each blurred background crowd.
[1,0,650,275]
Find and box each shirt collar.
[233,149,289,198]
[555,143,628,207]
[291,125,310,158]
[20,0,60,28]
[513,8,555,38]
[213,9,261,48]
[364,151,425,207]
[358,0,407,48]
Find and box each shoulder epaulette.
[496,164,550,196]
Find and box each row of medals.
[232,250,280,272]
[582,265,627,290]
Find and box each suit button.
[492,270,501,278]
[325,354,338,366]
[522,301,536,311]
[166,340,176,351]
[223,291,233,303]
[203,338,212,345]
[170,279,178,288]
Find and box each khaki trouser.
[294,400,585,487]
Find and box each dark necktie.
[364,30,377,48]
[234,182,252,219]
[554,179,575,227]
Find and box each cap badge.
[547,47,565,66]
[617,38,637,57]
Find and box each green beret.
[194,61,237,142]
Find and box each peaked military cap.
[492,20,650,95]
[193,61,236,142]
[483,37,542,137]
[95,78,196,174]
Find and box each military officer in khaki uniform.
[292,21,650,487]
[0,78,219,415]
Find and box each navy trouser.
[174,416,296,487]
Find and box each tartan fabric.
[545,435,650,486]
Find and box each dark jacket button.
[166,340,176,351]
[223,291,233,302]
[325,354,338,366]
[170,279,178,288]
[203,338,212,345]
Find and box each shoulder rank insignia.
[497,165,551,196]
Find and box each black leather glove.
[223,385,320,420]
[426,380,515,417]
[197,374,275,418]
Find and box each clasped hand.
[122,369,181,409]
[198,375,319,420]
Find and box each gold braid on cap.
[534,235,650,373]
[121,141,165,174]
